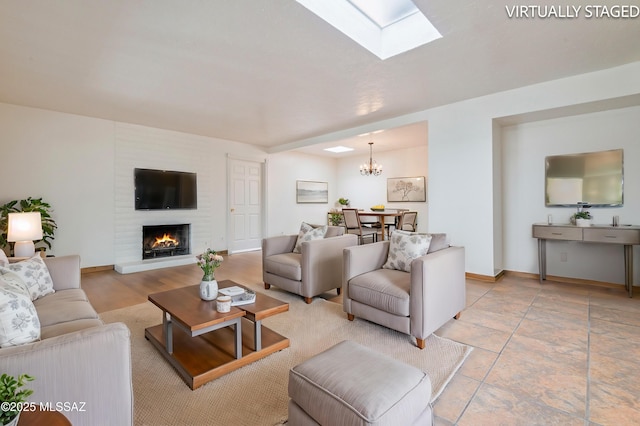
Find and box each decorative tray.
[231,290,256,306]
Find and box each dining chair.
[342,208,378,244]
[399,211,417,232]
[386,209,409,238]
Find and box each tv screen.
[545,149,623,207]
[134,168,197,210]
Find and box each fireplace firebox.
[142,224,190,260]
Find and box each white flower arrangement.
[196,248,223,278]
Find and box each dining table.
[357,210,402,241]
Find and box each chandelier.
[359,142,382,176]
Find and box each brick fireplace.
[142,224,191,260]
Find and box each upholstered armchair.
[263,225,358,303]
[342,237,465,348]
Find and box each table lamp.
[8,212,43,258]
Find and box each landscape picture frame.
[387,176,426,202]
[296,180,329,203]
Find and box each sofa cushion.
[40,318,104,339]
[0,275,41,347]
[293,222,328,254]
[264,253,302,281]
[0,254,55,300]
[383,231,432,273]
[34,289,99,328]
[348,269,411,316]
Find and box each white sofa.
[0,255,133,426]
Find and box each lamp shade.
[8,212,43,242]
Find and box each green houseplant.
[328,209,343,226]
[0,197,57,254]
[572,210,592,227]
[338,198,350,207]
[0,373,34,425]
[573,211,592,220]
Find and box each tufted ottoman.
[288,340,432,425]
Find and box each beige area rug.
[100,284,472,426]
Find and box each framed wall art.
[296,180,329,203]
[387,176,426,202]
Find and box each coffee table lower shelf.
[145,317,289,390]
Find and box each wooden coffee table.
[145,280,289,389]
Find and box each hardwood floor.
[82,251,640,424]
[82,251,264,313]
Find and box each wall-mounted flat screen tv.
[134,168,197,210]
[545,149,623,207]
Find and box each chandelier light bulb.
[360,141,382,176]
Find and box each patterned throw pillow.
[293,223,328,254]
[0,254,55,301]
[392,230,449,253]
[383,231,432,272]
[0,275,41,347]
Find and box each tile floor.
[82,252,639,425]
[432,274,640,425]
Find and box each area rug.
[100,285,472,426]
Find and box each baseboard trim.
[82,265,114,274]
[466,270,504,282]
[502,270,627,289]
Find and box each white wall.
[425,62,640,278]
[114,123,266,265]
[502,106,640,284]
[336,145,429,232]
[3,61,639,277]
[0,103,266,267]
[265,151,338,236]
[0,103,115,267]
[264,145,429,238]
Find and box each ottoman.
[288,340,432,426]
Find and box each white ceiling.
[0,1,639,158]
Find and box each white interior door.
[228,158,263,254]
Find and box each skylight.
[348,0,419,29]
[296,0,441,60]
[324,146,354,153]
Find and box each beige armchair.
[343,240,465,348]
[263,226,358,303]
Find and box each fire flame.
[152,233,180,249]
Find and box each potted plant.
[573,211,592,227]
[0,373,34,426]
[338,198,350,208]
[0,197,57,255]
[328,209,343,226]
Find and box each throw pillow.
[383,231,432,273]
[0,249,8,267]
[392,230,449,253]
[0,276,41,347]
[293,223,328,254]
[427,233,449,253]
[0,254,55,301]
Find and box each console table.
[532,223,640,297]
